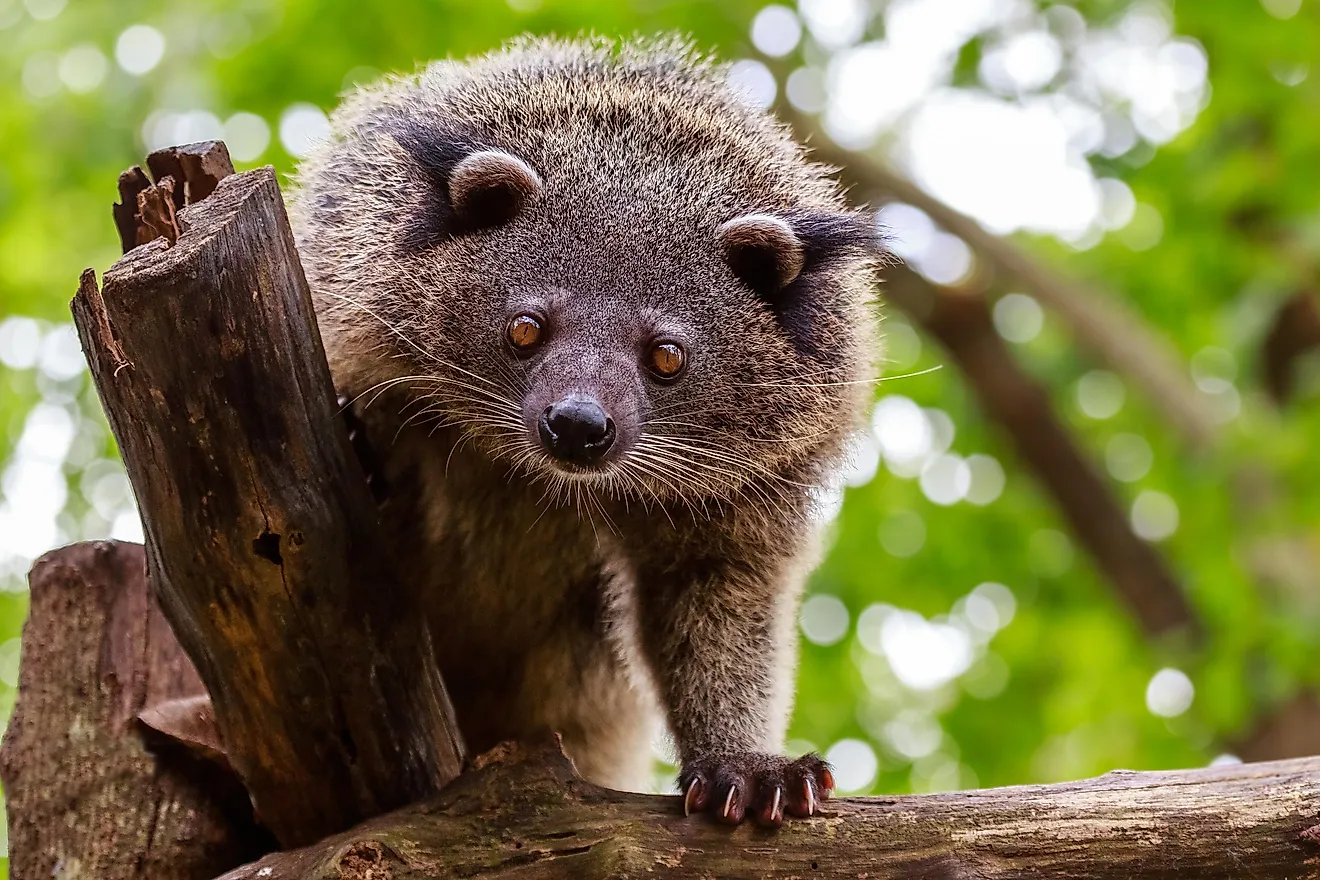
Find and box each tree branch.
[802,133,1220,450]
[217,736,1320,880]
[1262,290,1320,404]
[884,262,1195,637]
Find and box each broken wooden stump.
[0,541,271,880]
[113,140,236,252]
[67,145,465,848]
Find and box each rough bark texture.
[882,265,1195,639]
[70,161,465,847]
[0,541,271,880]
[216,737,1320,880]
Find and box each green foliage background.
[1,0,1319,872]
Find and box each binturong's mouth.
[535,392,618,471]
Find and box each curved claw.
[683,777,706,817]
[756,785,784,827]
[721,784,738,820]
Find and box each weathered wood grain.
[0,541,270,880]
[219,737,1320,880]
[70,161,465,847]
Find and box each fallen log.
[217,736,1320,880]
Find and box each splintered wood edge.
[113,141,236,255]
[74,270,131,375]
[102,166,281,283]
[146,140,236,208]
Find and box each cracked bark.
[219,737,1320,880]
[67,151,465,847]
[0,541,271,879]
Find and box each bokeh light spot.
[751,5,802,58]
[1131,490,1179,541]
[825,738,878,792]
[1260,0,1302,19]
[992,293,1044,344]
[880,610,973,691]
[1106,433,1153,482]
[23,0,64,21]
[786,66,827,113]
[882,320,922,371]
[964,454,1005,505]
[800,594,849,646]
[1146,667,1194,717]
[279,103,331,159]
[727,59,776,110]
[0,318,42,369]
[919,453,971,506]
[224,112,271,162]
[1076,370,1125,419]
[58,44,108,94]
[116,24,165,75]
[1119,203,1164,251]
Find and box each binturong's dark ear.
[447,149,542,231]
[717,214,806,300]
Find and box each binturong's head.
[292,38,883,508]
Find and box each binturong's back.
[290,36,883,828]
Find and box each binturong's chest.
[362,414,653,776]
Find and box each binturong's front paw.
[679,752,835,827]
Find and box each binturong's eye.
[507,313,544,354]
[647,340,685,381]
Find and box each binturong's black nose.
[538,395,616,466]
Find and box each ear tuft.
[448,150,542,230]
[718,214,805,298]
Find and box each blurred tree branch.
[791,117,1320,758]
[882,263,1195,637]
[1262,290,1320,405]
[800,130,1221,451]
[778,103,1199,637]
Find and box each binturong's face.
[292,41,883,509]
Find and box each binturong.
[290,36,883,827]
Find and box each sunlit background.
[3,0,1320,865]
